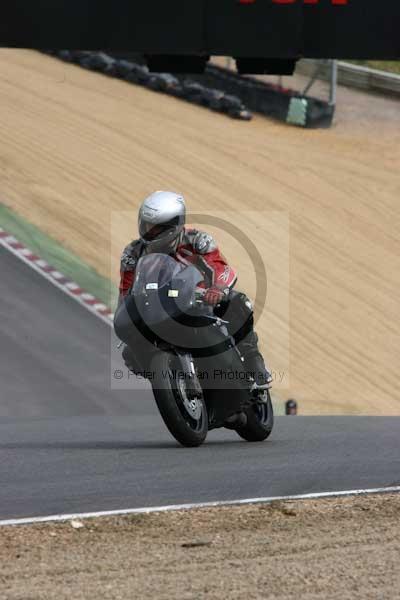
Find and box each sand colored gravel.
[1,493,399,599]
[0,49,399,414]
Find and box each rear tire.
[236,391,274,442]
[151,352,208,447]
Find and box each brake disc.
[178,376,203,420]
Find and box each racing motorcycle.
[114,253,273,447]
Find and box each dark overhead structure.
[1,1,399,74]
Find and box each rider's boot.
[247,352,273,390]
[224,333,271,428]
[238,331,273,390]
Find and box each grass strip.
[0,203,112,307]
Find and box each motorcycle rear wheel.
[151,351,208,447]
[235,390,274,442]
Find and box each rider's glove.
[203,286,225,306]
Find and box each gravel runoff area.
[1,494,399,599]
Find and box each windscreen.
[132,253,185,294]
[131,253,204,325]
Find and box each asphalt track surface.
[1,246,400,521]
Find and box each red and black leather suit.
[119,228,237,299]
[117,228,269,385]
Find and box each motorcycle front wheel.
[151,351,208,447]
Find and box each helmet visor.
[140,216,181,243]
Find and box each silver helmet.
[138,191,186,253]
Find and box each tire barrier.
[46,50,252,121]
[45,50,333,127]
[193,64,334,129]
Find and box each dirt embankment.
[0,49,399,414]
[1,493,399,599]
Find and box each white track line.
[1,486,400,527]
[0,229,113,327]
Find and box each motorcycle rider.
[115,190,272,393]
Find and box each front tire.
[236,390,274,442]
[151,352,208,447]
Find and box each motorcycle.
[114,253,273,447]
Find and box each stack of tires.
[44,50,252,121]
